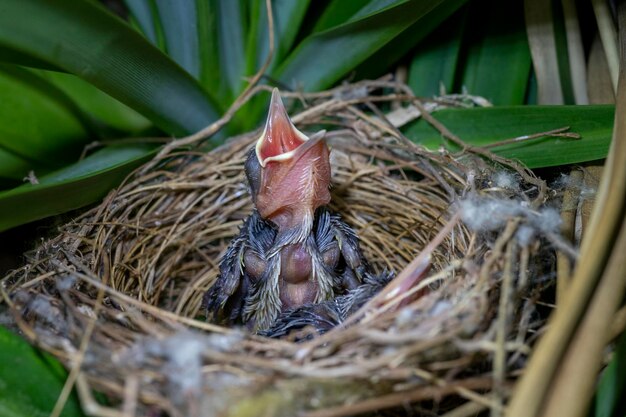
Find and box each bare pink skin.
[255,90,331,233]
[279,243,317,308]
[254,89,334,310]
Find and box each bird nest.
[1,81,566,417]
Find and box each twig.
[479,126,580,150]
[492,241,516,417]
[301,377,497,417]
[557,168,583,304]
[411,99,547,207]
[49,256,109,417]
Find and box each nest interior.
[1,85,563,417]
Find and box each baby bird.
[204,89,370,332]
[259,270,394,339]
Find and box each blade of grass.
[457,0,531,105]
[0,0,220,136]
[0,143,156,232]
[275,0,467,92]
[0,326,85,417]
[403,105,613,168]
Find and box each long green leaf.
[0,143,156,232]
[154,0,201,78]
[275,0,467,92]
[403,105,614,168]
[247,0,311,72]
[551,0,576,105]
[41,71,152,134]
[0,66,90,167]
[593,330,626,417]
[124,0,158,44]
[0,149,38,182]
[354,1,468,82]
[213,0,247,100]
[312,0,371,33]
[0,325,84,417]
[408,7,467,97]
[0,45,61,71]
[0,0,219,136]
[195,0,222,102]
[457,0,531,105]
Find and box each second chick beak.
[253,89,331,233]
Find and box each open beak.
[253,89,331,230]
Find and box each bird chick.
[204,89,368,332]
[259,270,395,340]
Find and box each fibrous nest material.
[1,81,569,417]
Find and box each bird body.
[204,89,369,332]
[259,270,394,339]
[204,206,367,331]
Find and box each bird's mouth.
[255,89,310,167]
[253,89,331,232]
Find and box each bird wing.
[329,211,369,289]
[259,301,342,340]
[203,211,275,325]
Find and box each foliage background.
[0,0,622,416]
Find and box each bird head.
[245,89,331,237]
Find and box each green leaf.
[354,1,468,82]
[0,65,90,167]
[312,0,371,33]
[550,0,576,105]
[275,0,467,92]
[247,0,311,72]
[593,331,626,417]
[124,0,159,44]
[154,0,201,78]
[195,0,222,100]
[42,71,152,134]
[456,0,531,105]
[41,71,152,134]
[0,0,220,136]
[403,105,614,168]
[0,148,39,182]
[0,143,156,232]
[213,0,247,100]
[0,325,84,417]
[0,45,61,71]
[408,7,467,97]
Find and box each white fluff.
[493,171,519,191]
[56,275,77,291]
